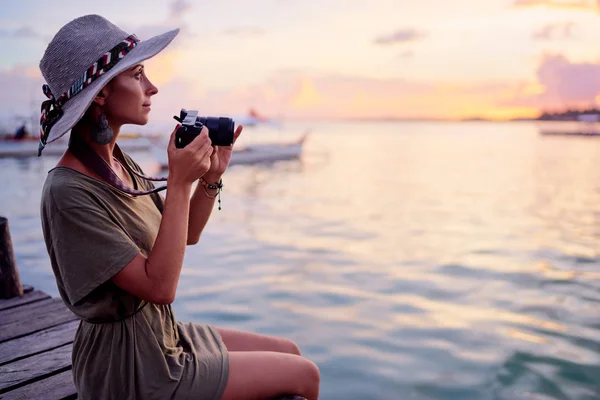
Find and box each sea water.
[1,121,599,399]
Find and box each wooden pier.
[0,287,79,399]
[0,217,306,400]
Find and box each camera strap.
[68,133,167,196]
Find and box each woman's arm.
[186,125,243,244]
[111,126,213,304]
[112,184,192,304]
[187,172,221,245]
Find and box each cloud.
[514,0,599,11]
[0,27,46,41]
[374,29,426,45]
[169,0,193,20]
[533,22,576,40]
[223,27,266,37]
[122,0,194,41]
[502,54,600,110]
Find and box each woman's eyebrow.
[130,64,144,71]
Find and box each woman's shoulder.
[41,167,103,213]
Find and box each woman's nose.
[145,77,158,96]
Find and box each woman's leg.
[221,351,320,400]
[216,327,301,355]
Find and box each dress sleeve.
[48,206,140,305]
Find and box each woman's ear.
[93,87,110,107]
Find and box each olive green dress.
[40,153,229,400]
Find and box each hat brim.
[46,28,180,144]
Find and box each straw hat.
[38,14,179,155]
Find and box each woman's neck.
[58,121,135,188]
[71,122,121,166]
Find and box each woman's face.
[102,64,158,126]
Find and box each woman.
[39,14,320,400]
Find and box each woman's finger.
[204,144,215,159]
[188,126,211,151]
[233,125,243,145]
[196,140,213,159]
[168,124,181,151]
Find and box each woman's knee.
[278,357,320,399]
[223,352,320,400]
[297,358,320,398]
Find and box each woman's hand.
[167,124,213,186]
[203,125,244,183]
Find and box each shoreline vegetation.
[337,108,600,123]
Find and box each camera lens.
[196,117,235,146]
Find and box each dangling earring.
[91,108,113,144]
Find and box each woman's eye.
[135,71,143,79]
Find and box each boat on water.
[0,134,154,158]
[539,114,600,137]
[151,131,309,170]
[228,132,308,166]
[0,109,295,160]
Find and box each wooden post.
[0,216,23,299]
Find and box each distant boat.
[151,131,309,170]
[232,108,282,128]
[0,134,154,158]
[539,114,600,137]
[229,131,308,166]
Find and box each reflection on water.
[1,121,600,399]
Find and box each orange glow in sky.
[2,0,600,122]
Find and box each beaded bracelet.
[199,177,224,210]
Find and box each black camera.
[173,109,235,148]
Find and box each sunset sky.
[2,0,600,126]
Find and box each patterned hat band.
[39,34,140,153]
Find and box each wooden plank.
[0,320,79,365]
[0,291,50,312]
[0,298,63,326]
[0,299,78,343]
[0,370,76,400]
[0,344,72,393]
